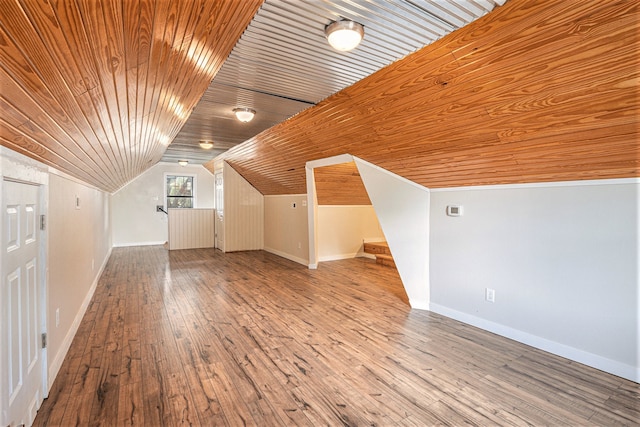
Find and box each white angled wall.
[355,157,431,310]
[429,179,639,382]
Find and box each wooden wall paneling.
[18,0,90,97]
[78,0,138,175]
[104,0,132,171]
[50,0,127,179]
[0,1,126,185]
[134,0,168,172]
[0,0,120,187]
[156,1,222,146]
[0,70,118,189]
[122,0,149,175]
[142,0,194,160]
[0,121,105,188]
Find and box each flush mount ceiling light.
[233,107,256,122]
[178,159,188,166]
[324,19,364,52]
[199,140,214,149]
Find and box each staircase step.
[375,254,395,268]
[363,241,391,256]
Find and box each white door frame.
[0,148,49,424]
[305,154,354,269]
[305,153,431,309]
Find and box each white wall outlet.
[485,288,496,303]
[55,308,60,327]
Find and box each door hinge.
[41,333,47,349]
[40,214,46,231]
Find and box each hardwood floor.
[34,246,638,426]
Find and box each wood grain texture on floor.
[34,246,639,426]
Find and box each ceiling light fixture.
[199,141,214,149]
[178,160,188,166]
[324,19,364,52]
[233,107,256,122]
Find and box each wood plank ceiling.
[206,0,639,195]
[315,162,371,206]
[0,0,261,193]
[165,0,506,165]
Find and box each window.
[166,175,194,208]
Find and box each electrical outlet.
[156,205,164,212]
[485,288,496,303]
[55,308,60,327]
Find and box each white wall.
[355,158,431,309]
[317,205,384,261]
[264,195,309,265]
[429,179,639,382]
[47,172,112,385]
[110,162,215,246]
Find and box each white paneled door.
[1,180,45,427]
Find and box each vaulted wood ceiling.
[206,0,639,194]
[1,0,638,196]
[0,0,261,192]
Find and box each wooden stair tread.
[364,241,392,256]
[364,242,395,268]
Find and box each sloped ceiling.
[0,0,507,192]
[164,0,506,164]
[207,0,639,194]
[1,0,637,195]
[0,0,261,192]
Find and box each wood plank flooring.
[34,246,639,426]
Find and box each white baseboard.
[47,247,112,389]
[429,303,639,383]
[112,241,166,248]
[263,247,308,266]
[362,237,386,243]
[319,252,377,262]
[409,299,429,311]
